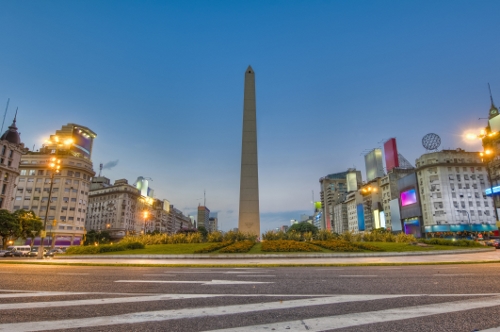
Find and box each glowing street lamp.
[38,157,61,259]
[143,210,149,235]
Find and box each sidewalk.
[28,248,499,266]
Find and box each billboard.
[384,138,399,172]
[357,204,365,231]
[72,128,92,158]
[401,188,417,206]
[390,199,402,231]
[365,149,384,182]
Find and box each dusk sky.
[1,1,500,232]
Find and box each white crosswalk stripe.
[0,290,500,331]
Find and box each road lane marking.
[0,294,418,332]
[0,292,89,298]
[432,274,475,276]
[115,279,273,285]
[336,275,378,277]
[0,294,217,310]
[236,275,275,278]
[204,295,500,332]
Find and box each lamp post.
[38,157,61,259]
[143,210,148,235]
[480,150,499,222]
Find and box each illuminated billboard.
[400,188,417,206]
[72,128,93,158]
[384,138,399,172]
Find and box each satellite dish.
[422,133,441,151]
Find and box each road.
[1,263,500,331]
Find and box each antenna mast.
[1,98,9,133]
[489,83,496,106]
[99,163,103,177]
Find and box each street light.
[143,210,148,235]
[38,157,61,259]
[480,150,499,223]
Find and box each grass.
[90,241,491,255]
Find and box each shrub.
[302,231,314,242]
[262,230,287,241]
[219,240,256,253]
[286,230,301,241]
[287,222,318,235]
[395,233,416,243]
[353,242,384,251]
[311,240,361,252]
[125,241,145,250]
[420,238,482,247]
[195,241,233,253]
[223,230,257,242]
[186,232,203,243]
[261,240,322,252]
[66,243,136,255]
[207,231,224,243]
[315,230,336,241]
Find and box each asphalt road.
[1,263,500,331]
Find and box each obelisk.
[238,65,260,238]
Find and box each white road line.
[433,274,475,277]
[204,295,500,332]
[115,279,273,285]
[478,327,500,331]
[0,294,418,332]
[0,292,89,298]
[236,275,275,278]
[336,275,378,278]
[0,294,217,310]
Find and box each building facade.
[0,115,27,212]
[415,149,497,235]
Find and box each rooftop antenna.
[489,83,496,107]
[98,163,103,177]
[1,98,10,133]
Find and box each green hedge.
[419,238,482,247]
[66,242,145,255]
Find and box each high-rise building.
[17,123,96,247]
[319,169,362,231]
[0,114,27,212]
[197,205,210,230]
[238,66,260,237]
[208,212,218,232]
[365,148,384,182]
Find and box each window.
[1,184,6,195]
[75,172,80,178]
[28,170,36,176]
[37,170,44,176]
[3,173,8,181]
[15,196,21,200]
[1,146,5,155]
[8,150,12,158]
[67,171,73,177]
[71,198,76,202]
[20,170,27,175]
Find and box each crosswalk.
[1,288,500,331]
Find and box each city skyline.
[1,1,500,231]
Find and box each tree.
[197,226,208,239]
[13,209,43,240]
[0,209,21,249]
[287,222,318,235]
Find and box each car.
[0,250,9,257]
[27,247,47,257]
[3,250,14,257]
[44,249,64,257]
[486,239,500,249]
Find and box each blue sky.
[1,1,500,232]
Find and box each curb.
[54,247,494,260]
